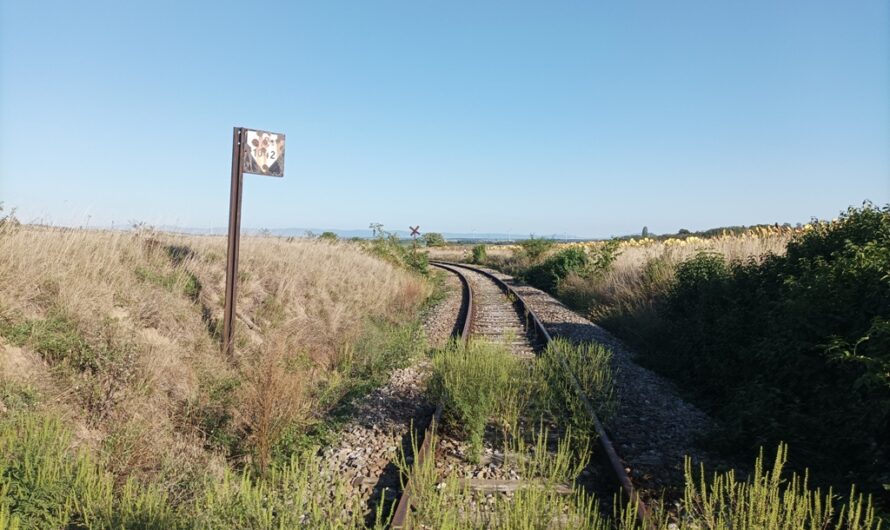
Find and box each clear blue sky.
[1,1,888,237]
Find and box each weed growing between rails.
[394,427,615,529]
[428,339,528,462]
[427,338,615,462]
[415,338,617,525]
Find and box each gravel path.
[465,265,720,494]
[320,269,462,517]
[423,270,464,349]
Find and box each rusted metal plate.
[241,129,285,177]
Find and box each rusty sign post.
[409,225,420,255]
[223,127,285,355]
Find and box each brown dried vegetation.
[0,224,428,490]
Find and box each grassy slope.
[0,225,429,526]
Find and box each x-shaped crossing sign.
[409,226,420,237]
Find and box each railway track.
[390,261,647,528]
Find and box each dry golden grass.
[579,231,793,312]
[0,224,428,488]
[426,244,516,263]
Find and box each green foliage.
[3,410,878,529]
[0,411,385,529]
[428,340,524,462]
[346,320,427,388]
[365,230,429,275]
[0,412,182,529]
[0,312,98,371]
[523,240,620,293]
[471,244,487,264]
[675,443,879,530]
[134,265,201,300]
[274,319,427,465]
[396,428,606,530]
[397,437,879,529]
[648,203,890,492]
[524,247,590,292]
[403,246,430,274]
[185,374,242,455]
[519,236,554,262]
[194,452,371,529]
[536,339,614,445]
[422,232,446,247]
[0,381,39,414]
[318,231,338,242]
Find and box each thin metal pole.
[223,127,244,356]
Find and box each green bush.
[365,232,429,275]
[523,241,620,294]
[519,236,554,262]
[471,244,487,264]
[650,203,890,493]
[523,247,590,292]
[422,232,446,247]
[318,231,338,241]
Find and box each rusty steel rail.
[440,262,650,525]
[391,262,473,529]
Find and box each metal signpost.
[223,127,285,355]
[409,225,420,254]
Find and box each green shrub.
[422,232,446,247]
[365,232,429,275]
[275,318,428,465]
[650,203,890,493]
[318,231,338,242]
[524,247,590,292]
[471,244,487,264]
[397,435,882,529]
[0,382,39,414]
[346,320,426,390]
[397,428,605,530]
[519,236,554,262]
[523,241,620,293]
